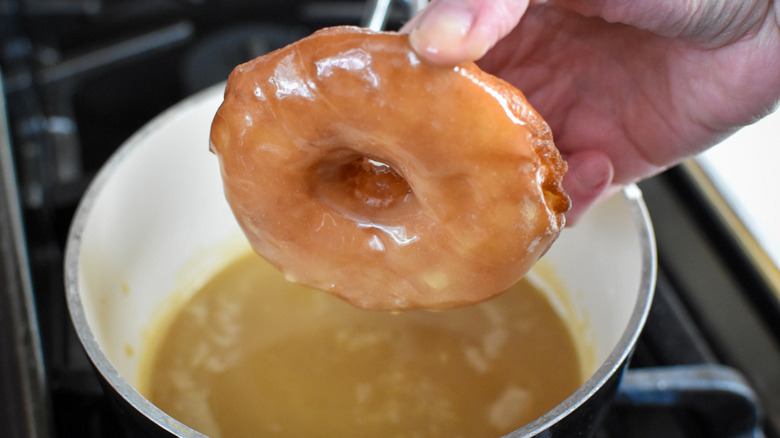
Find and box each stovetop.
[2,1,779,437]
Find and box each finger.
[561,150,615,226]
[404,0,532,66]
[551,0,767,46]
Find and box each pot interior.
[65,84,655,436]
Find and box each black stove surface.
[2,1,779,437]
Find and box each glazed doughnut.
[210,26,570,311]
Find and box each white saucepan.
[65,84,656,437]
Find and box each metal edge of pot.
[510,184,658,437]
[63,85,223,438]
[64,83,658,437]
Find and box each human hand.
[402,0,780,223]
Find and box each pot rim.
[508,183,657,437]
[64,84,657,438]
[64,86,223,437]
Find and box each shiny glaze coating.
[210,26,569,310]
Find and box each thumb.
[561,150,615,225]
[402,0,531,65]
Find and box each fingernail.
[410,2,476,59]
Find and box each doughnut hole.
[309,153,419,222]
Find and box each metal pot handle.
[361,0,428,31]
[616,364,764,438]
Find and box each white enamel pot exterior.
[65,84,656,437]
